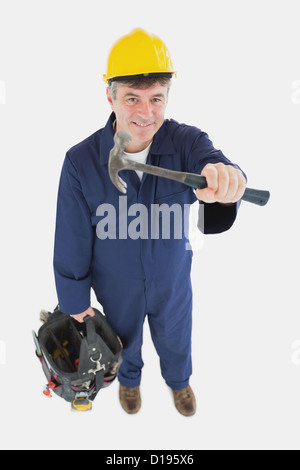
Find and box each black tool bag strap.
[78,314,121,400]
[84,316,101,361]
[83,316,105,398]
[92,369,104,401]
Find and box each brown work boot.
[119,385,141,414]
[172,385,196,417]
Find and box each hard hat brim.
[103,72,176,84]
[106,72,175,83]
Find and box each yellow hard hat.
[103,28,176,83]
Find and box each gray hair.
[108,76,172,101]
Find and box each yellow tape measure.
[71,397,92,412]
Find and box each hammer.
[108,131,270,206]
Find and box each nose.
[137,100,153,120]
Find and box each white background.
[0,0,299,450]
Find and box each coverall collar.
[99,112,176,165]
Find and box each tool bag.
[33,307,122,410]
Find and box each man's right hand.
[70,306,95,323]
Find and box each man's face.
[106,83,168,153]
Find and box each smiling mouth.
[132,122,154,128]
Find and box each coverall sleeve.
[186,130,246,234]
[53,153,95,315]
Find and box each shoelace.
[123,388,139,398]
[174,387,191,401]
[180,390,190,399]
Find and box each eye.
[127,97,137,103]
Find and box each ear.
[106,87,114,109]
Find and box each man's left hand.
[196,162,246,204]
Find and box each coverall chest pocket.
[154,186,196,206]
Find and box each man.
[53,28,246,417]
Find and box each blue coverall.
[54,112,242,390]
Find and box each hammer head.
[108,130,132,193]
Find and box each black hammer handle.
[184,174,270,207]
[126,161,270,206]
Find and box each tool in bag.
[33,306,123,412]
